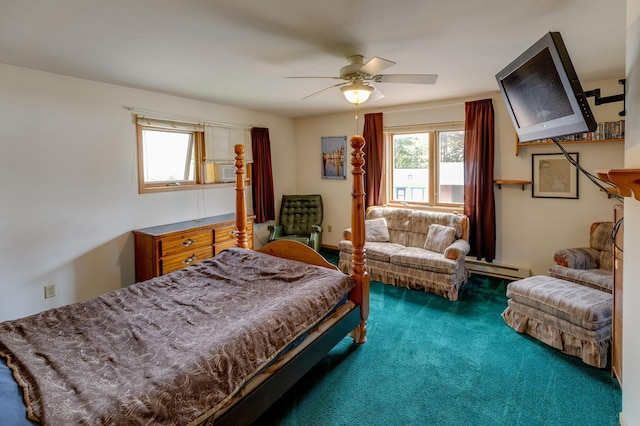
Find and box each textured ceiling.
[0,0,626,118]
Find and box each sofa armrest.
[553,248,600,269]
[267,224,284,241]
[343,227,352,241]
[444,239,471,261]
[309,225,323,252]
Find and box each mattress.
[0,247,353,425]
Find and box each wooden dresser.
[133,214,254,282]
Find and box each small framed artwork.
[532,152,579,199]
[321,136,347,179]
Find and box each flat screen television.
[495,32,597,142]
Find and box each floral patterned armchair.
[548,222,614,293]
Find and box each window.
[142,129,197,184]
[136,116,251,194]
[386,124,464,208]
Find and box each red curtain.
[363,112,384,208]
[463,99,496,262]
[251,128,275,223]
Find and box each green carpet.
[256,267,621,425]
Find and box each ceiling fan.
[287,55,438,104]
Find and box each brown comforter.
[0,247,353,425]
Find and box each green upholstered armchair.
[268,194,323,251]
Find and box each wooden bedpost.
[234,144,249,249]
[349,135,369,344]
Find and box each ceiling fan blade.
[369,86,385,102]
[359,57,396,76]
[301,82,347,100]
[285,76,343,80]
[373,74,438,84]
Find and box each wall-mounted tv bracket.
[584,79,626,116]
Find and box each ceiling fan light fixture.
[340,81,373,104]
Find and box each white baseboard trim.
[465,258,531,280]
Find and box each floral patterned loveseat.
[338,207,471,301]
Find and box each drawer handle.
[230,229,238,236]
[182,255,197,264]
[182,239,196,247]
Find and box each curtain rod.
[124,106,251,130]
[384,121,465,131]
[380,102,464,114]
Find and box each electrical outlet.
[328,225,332,232]
[44,284,56,299]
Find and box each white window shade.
[204,126,252,163]
[205,126,231,161]
[229,128,251,162]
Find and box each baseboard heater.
[465,258,531,280]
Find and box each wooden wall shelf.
[515,120,625,155]
[596,169,640,201]
[516,138,623,156]
[494,180,532,190]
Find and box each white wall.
[295,80,625,276]
[0,63,296,322]
[622,1,640,424]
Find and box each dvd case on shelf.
[519,120,625,145]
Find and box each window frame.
[384,122,465,211]
[135,116,251,194]
[136,123,207,193]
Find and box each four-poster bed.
[0,137,369,425]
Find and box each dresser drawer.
[215,238,239,254]
[160,229,213,257]
[214,224,237,244]
[160,246,213,275]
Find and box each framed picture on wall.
[321,136,347,179]
[532,152,579,199]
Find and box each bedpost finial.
[350,135,365,150]
[350,135,365,174]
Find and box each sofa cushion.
[365,208,411,246]
[366,242,407,262]
[390,247,459,274]
[407,210,465,249]
[424,224,456,253]
[590,222,613,252]
[338,240,405,263]
[274,234,311,246]
[365,218,390,242]
[548,265,613,293]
